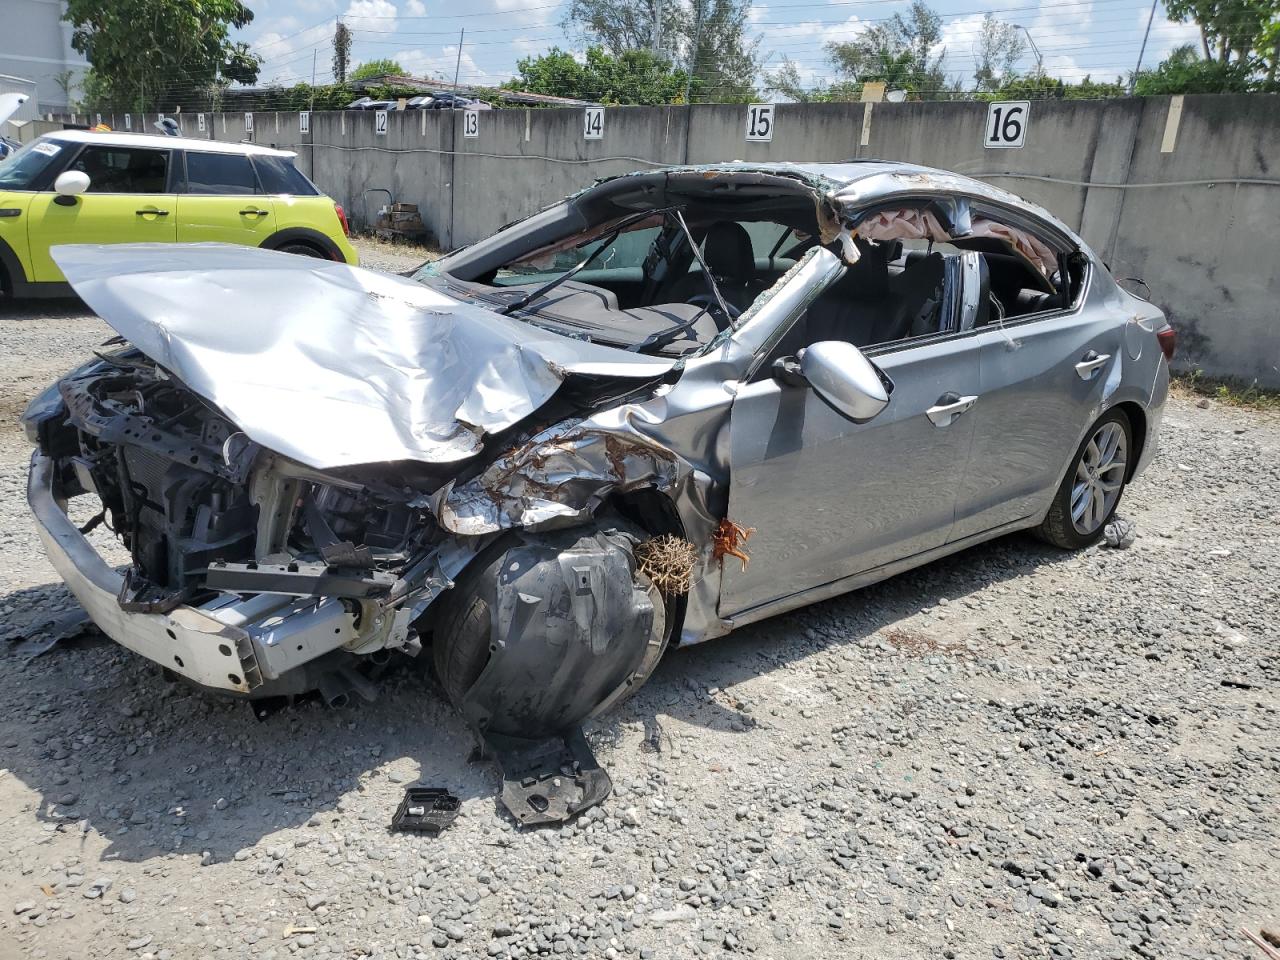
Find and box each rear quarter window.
[185,152,260,194]
[252,156,319,196]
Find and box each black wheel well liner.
[0,235,26,292]
[1111,401,1147,481]
[260,227,343,261]
[606,486,690,644]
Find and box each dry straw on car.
[634,534,699,596]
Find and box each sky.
[240,0,1205,94]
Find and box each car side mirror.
[53,170,90,205]
[797,340,892,422]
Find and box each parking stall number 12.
[985,100,1029,148]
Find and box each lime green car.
[0,130,357,297]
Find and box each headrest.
[702,221,756,283]
[841,237,895,298]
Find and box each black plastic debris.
[490,727,612,827]
[4,608,100,661]
[390,787,461,835]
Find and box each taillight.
[1157,324,1176,362]
[334,203,350,237]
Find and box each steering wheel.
[686,293,741,329]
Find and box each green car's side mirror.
[53,170,90,206]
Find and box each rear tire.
[276,242,326,259]
[1036,408,1132,549]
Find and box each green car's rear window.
[253,155,319,196]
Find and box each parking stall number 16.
[985,100,1029,148]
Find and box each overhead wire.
[84,0,1241,109]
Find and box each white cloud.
[405,0,426,14]
[344,0,397,31]
[1010,1,1095,82]
[488,0,558,28]
[936,12,985,69]
[754,6,867,88]
[253,15,337,83]
[394,46,495,85]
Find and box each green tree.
[333,20,353,84]
[1164,0,1278,70]
[972,14,1025,92]
[983,70,1123,100]
[762,58,861,101]
[63,0,258,112]
[508,46,695,104]
[682,0,760,101]
[350,58,406,81]
[762,59,813,101]
[563,0,684,58]
[1132,43,1258,93]
[826,1,949,99]
[563,0,758,102]
[53,70,80,110]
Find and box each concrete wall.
[63,95,1280,385]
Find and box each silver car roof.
[594,160,1082,247]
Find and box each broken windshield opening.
[419,185,830,359]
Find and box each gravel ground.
[1,239,1277,960]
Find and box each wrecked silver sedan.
[23,161,1172,821]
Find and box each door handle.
[926,393,978,427]
[1074,351,1111,380]
[239,208,269,216]
[135,209,170,216]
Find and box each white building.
[0,0,86,113]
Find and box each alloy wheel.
[1070,420,1128,534]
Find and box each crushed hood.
[53,244,674,470]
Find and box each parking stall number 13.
[985,100,1029,148]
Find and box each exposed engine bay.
[29,337,685,824]
[33,341,677,690]
[57,352,429,613]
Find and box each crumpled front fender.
[433,422,682,536]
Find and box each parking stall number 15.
[746,104,774,142]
